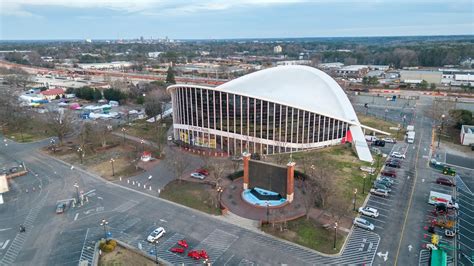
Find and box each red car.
[178,239,188,248]
[196,169,209,176]
[170,247,185,254]
[436,177,455,187]
[198,250,209,259]
[188,250,201,260]
[381,170,397,178]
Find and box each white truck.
[407,125,415,132]
[407,131,415,143]
[428,191,459,209]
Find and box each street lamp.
[362,174,367,194]
[100,219,109,240]
[121,127,126,143]
[77,147,84,164]
[74,182,80,204]
[438,114,446,148]
[110,158,115,176]
[140,139,145,152]
[266,201,270,224]
[50,139,56,153]
[153,240,158,264]
[333,222,338,250]
[216,186,223,208]
[353,188,358,211]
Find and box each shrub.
[106,239,117,248]
[101,244,115,253]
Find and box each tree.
[430,83,436,90]
[103,88,125,102]
[299,177,318,220]
[418,80,429,90]
[310,160,336,209]
[167,151,187,183]
[209,163,226,188]
[166,66,176,84]
[144,96,163,121]
[48,109,74,145]
[449,109,473,129]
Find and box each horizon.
[1,0,473,40]
[1,34,473,42]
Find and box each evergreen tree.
[166,66,176,84]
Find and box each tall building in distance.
[273,45,283,54]
[168,65,385,162]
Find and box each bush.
[106,239,117,248]
[227,170,243,181]
[102,244,115,252]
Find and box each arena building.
[168,65,387,162]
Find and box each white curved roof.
[217,65,359,123]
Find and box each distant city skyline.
[0,0,473,40]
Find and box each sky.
[0,0,473,40]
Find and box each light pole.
[77,147,84,164]
[153,240,158,264]
[50,139,56,153]
[438,114,445,148]
[333,222,338,250]
[110,158,115,176]
[384,109,388,121]
[121,127,126,144]
[140,139,145,152]
[362,174,366,194]
[353,188,358,211]
[216,186,223,208]
[74,182,80,204]
[100,219,109,240]
[266,201,270,224]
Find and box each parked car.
[55,203,66,214]
[178,239,189,248]
[391,152,406,159]
[385,161,401,168]
[167,136,173,141]
[436,177,455,187]
[372,140,385,147]
[375,179,393,187]
[386,158,402,164]
[195,169,209,176]
[358,207,379,218]
[381,169,397,178]
[378,176,395,185]
[188,250,201,260]
[170,247,185,253]
[370,188,389,197]
[147,227,166,242]
[374,182,391,191]
[190,173,206,180]
[353,217,375,231]
[382,138,396,143]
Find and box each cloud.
[1,0,471,17]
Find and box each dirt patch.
[99,245,159,266]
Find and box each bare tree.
[310,161,336,209]
[327,191,351,223]
[300,177,318,220]
[167,152,187,183]
[209,162,226,188]
[48,109,74,145]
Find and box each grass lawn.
[160,180,221,215]
[269,145,380,209]
[120,118,172,145]
[99,245,159,266]
[2,120,53,143]
[45,135,144,180]
[358,114,406,140]
[262,218,345,254]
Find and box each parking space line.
[366,200,393,207]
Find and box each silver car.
[353,218,375,231]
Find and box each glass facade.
[171,86,349,155]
